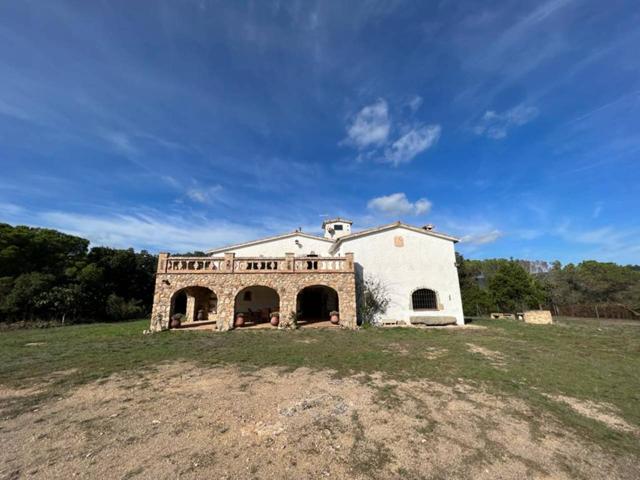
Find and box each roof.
[206,230,333,254]
[329,221,459,253]
[321,217,353,227]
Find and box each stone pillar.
[278,281,298,329]
[185,289,197,322]
[223,253,235,272]
[157,253,169,273]
[340,275,358,329]
[150,275,171,332]
[345,252,354,272]
[216,286,236,331]
[285,252,295,272]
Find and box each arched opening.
[234,286,280,327]
[412,288,438,310]
[172,290,187,316]
[170,286,218,326]
[296,285,339,325]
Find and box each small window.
[412,289,437,310]
[243,291,252,301]
[334,224,343,230]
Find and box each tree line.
[1,223,639,325]
[0,223,156,324]
[457,254,640,319]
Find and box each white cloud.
[344,99,390,148]
[186,184,223,204]
[460,229,503,245]
[100,130,139,156]
[438,218,504,247]
[384,125,441,165]
[367,193,432,217]
[37,210,261,253]
[0,202,26,216]
[592,202,603,219]
[474,104,539,139]
[407,95,423,112]
[343,97,441,166]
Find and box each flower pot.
[170,315,182,329]
[330,313,340,325]
[235,314,245,327]
[270,316,280,327]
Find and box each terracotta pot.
[235,315,245,327]
[330,314,340,324]
[270,316,280,327]
[170,316,182,329]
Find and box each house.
[149,218,464,331]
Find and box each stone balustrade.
[157,252,354,274]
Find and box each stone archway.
[151,271,357,332]
[233,285,280,327]
[296,285,339,325]
[169,286,218,325]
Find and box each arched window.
[412,289,438,310]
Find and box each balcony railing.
[157,252,354,274]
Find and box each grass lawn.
[1,316,639,459]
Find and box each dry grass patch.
[1,363,638,480]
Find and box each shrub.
[105,294,145,321]
[356,274,390,325]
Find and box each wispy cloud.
[186,184,224,204]
[344,99,390,149]
[343,97,441,166]
[384,125,441,165]
[367,193,432,217]
[99,130,140,157]
[437,217,504,248]
[460,229,503,245]
[0,204,266,253]
[474,105,539,139]
[407,95,423,112]
[592,202,603,219]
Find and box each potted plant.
[270,312,280,327]
[279,311,298,330]
[170,313,183,329]
[329,311,340,324]
[235,312,245,327]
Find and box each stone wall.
[150,271,357,332]
[523,310,553,324]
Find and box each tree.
[488,261,540,313]
[356,274,390,325]
[0,223,157,324]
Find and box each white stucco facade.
[331,225,464,325]
[205,220,465,326]
[209,232,334,257]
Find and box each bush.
[105,294,145,321]
[356,275,390,325]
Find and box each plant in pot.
[279,311,298,330]
[234,312,245,327]
[270,312,280,327]
[170,313,184,329]
[329,310,340,324]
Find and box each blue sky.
[0,0,638,263]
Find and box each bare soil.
[546,394,639,435]
[466,343,507,369]
[1,363,637,480]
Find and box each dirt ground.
[1,363,637,480]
